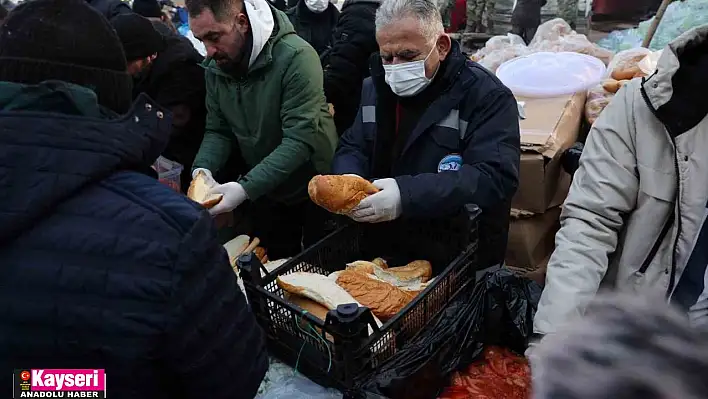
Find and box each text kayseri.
[32,370,100,390]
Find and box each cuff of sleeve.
[530,332,545,344]
[394,175,414,218]
[239,179,263,202]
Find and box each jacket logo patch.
[438,154,462,172]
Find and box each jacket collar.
[0,81,172,243]
[642,25,708,136]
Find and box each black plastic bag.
[349,268,541,399]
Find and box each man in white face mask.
[286,0,340,55]
[331,0,521,270]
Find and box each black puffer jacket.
[133,31,207,193]
[85,0,132,19]
[322,0,380,135]
[0,81,267,399]
[286,0,339,56]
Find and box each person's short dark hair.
[184,0,240,20]
[532,293,708,399]
[0,0,132,113]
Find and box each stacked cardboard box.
[505,92,586,272]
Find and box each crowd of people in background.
[1,0,708,397]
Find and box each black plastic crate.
[238,205,482,392]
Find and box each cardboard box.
[512,92,586,213]
[506,254,549,285]
[505,207,561,270]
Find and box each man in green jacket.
[187,0,338,257]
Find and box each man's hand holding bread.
[188,169,248,215]
[308,175,403,223]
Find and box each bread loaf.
[346,261,379,274]
[308,175,379,214]
[611,66,642,81]
[372,258,389,269]
[336,270,415,321]
[278,272,383,330]
[345,259,432,286]
[223,235,250,267]
[285,292,331,321]
[284,292,335,341]
[187,170,223,208]
[386,260,433,282]
[254,246,267,264]
[263,258,289,272]
[602,79,621,93]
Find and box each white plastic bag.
[471,33,531,73]
[585,83,614,125]
[471,33,527,60]
[478,45,531,73]
[529,19,613,65]
[604,47,652,78]
[257,359,341,399]
[529,18,574,47]
[638,50,663,76]
[530,33,614,65]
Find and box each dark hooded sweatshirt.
[0,81,267,399]
[133,31,207,192]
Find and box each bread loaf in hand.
[308,175,379,214]
[187,170,223,208]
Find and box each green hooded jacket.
[192,7,338,204]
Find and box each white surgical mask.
[383,45,438,97]
[305,0,328,13]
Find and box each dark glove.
[561,142,584,176]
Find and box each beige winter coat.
[534,25,708,335]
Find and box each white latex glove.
[349,178,402,223]
[525,333,544,361]
[207,182,249,216]
[524,340,538,359]
[192,167,213,180]
[192,168,219,186]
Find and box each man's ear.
[235,11,250,34]
[436,34,452,61]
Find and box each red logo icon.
[20,371,30,381]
